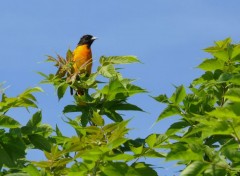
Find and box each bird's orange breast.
[72,44,92,75]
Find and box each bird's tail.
[70,87,74,95]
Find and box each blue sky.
[1,1,240,175]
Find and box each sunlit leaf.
[225,88,240,102]
[231,45,240,59]
[91,111,104,126]
[180,161,208,176]
[156,105,180,122]
[170,85,186,104]
[0,115,21,128]
[166,121,189,135]
[100,55,140,65]
[166,147,203,161]
[229,74,240,85]
[145,134,156,148]
[152,94,168,103]
[100,162,129,176]
[107,138,128,149]
[103,153,134,162]
[212,50,229,61]
[98,64,116,78]
[55,124,63,137]
[66,49,73,62]
[216,37,231,47]
[197,58,224,71]
[22,164,41,176]
[130,145,143,155]
[208,107,238,120]
[26,111,42,127]
[143,150,165,158]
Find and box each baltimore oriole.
[70,34,97,95]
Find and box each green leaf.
[4,173,29,176]
[208,107,238,120]
[0,145,15,167]
[110,102,144,112]
[225,88,240,102]
[77,148,102,161]
[218,73,232,82]
[212,50,229,61]
[229,74,240,85]
[170,85,186,104]
[145,134,157,148]
[100,55,140,65]
[37,71,48,79]
[126,84,147,96]
[191,118,233,138]
[98,64,116,78]
[99,79,125,100]
[28,134,51,152]
[180,161,208,176]
[131,162,158,176]
[231,45,240,59]
[104,153,134,162]
[31,161,51,168]
[216,38,232,48]
[143,149,165,158]
[197,59,224,71]
[22,164,41,176]
[91,111,104,126]
[151,94,168,103]
[26,111,42,127]
[154,134,168,146]
[63,105,85,113]
[54,158,73,168]
[166,121,189,135]
[130,145,143,155]
[156,105,180,122]
[22,87,43,95]
[55,124,63,137]
[107,120,130,141]
[0,115,21,128]
[103,109,123,122]
[100,162,129,176]
[66,49,73,61]
[221,143,240,162]
[107,138,128,149]
[166,147,203,161]
[57,83,68,100]
[85,73,98,86]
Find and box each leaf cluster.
[2,38,240,175]
[0,53,159,176]
[0,87,53,175]
[153,38,240,175]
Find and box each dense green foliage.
[1,38,240,175]
[154,38,240,175]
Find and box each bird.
[70,34,97,95]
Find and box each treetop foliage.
[1,37,240,175]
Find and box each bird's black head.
[78,34,97,47]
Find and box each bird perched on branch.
[70,34,97,95]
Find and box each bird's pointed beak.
[91,36,98,40]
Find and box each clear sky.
[1,1,240,175]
